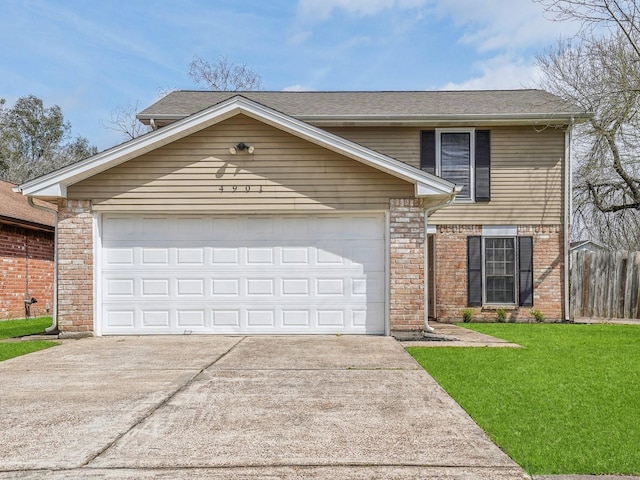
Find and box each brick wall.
[433,225,482,322]
[57,200,94,333]
[433,224,565,322]
[389,198,425,337]
[0,223,54,319]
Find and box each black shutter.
[420,130,436,175]
[468,236,483,306]
[475,130,491,201]
[518,236,534,307]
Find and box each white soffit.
[17,96,455,199]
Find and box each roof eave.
[0,215,55,232]
[299,112,592,126]
[138,112,592,128]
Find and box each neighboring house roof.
[0,179,55,231]
[16,95,457,200]
[138,90,589,127]
[570,240,607,252]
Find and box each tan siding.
[327,125,566,225]
[68,114,414,211]
[326,126,422,168]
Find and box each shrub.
[496,308,507,323]
[530,308,545,323]
[462,308,474,323]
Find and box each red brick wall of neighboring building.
[0,223,54,319]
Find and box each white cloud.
[297,0,427,21]
[432,0,577,53]
[282,84,316,91]
[441,55,543,90]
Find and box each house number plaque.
[218,185,264,193]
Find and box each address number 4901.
[218,185,264,193]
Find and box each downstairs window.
[468,236,533,307]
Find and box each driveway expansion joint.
[79,336,247,468]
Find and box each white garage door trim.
[94,212,388,336]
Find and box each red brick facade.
[57,200,94,333]
[389,198,425,337]
[433,224,565,322]
[0,223,54,319]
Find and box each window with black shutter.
[420,129,491,203]
[468,236,483,306]
[518,237,534,307]
[466,235,534,307]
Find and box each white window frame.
[436,128,476,203]
[482,236,518,306]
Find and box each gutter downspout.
[423,188,460,333]
[27,197,58,334]
[564,118,574,322]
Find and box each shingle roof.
[0,180,56,229]
[138,90,587,123]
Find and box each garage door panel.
[282,278,309,296]
[106,310,135,328]
[177,248,204,264]
[212,278,239,296]
[177,310,205,328]
[106,248,134,265]
[213,310,240,327]
[212,248,239,264]
[247,310,275,327]
[141,279,170,296]
[100,213,386,335]
[176,279,205,296]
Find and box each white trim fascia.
[93,212,103,337]
[384,211,391,337]
[298,113,592,126]
[564,124,573,321]
[138,112,592,127]
[18,95,455,199]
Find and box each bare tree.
[536,0,640,249]
[537,0,640,56]
[187,55,262,91]
[103,56,262,142]
[100,101,151,141]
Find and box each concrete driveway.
[0,335,528,479]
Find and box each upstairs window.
[421,129,491,203]
[440,131,472,199]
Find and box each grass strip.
[0,340,59,362]
[407,323,640,475]
[0,317,53,339]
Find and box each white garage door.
[99,213,386,335]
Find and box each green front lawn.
[0,317,59,361]
[0,316,54,339]
[407,323,640,476]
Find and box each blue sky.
[1,0,578,151]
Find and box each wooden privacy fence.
[570,249,640,319]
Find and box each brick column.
[57,199,94,335]
[389,198,425,338]
[519,225,565,321]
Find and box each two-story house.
[16,90,587,338]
